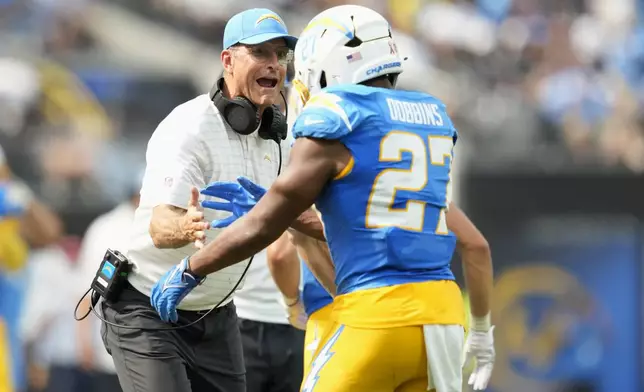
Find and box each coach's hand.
[151,257,204,323]
[200,177,267,228]
[184,187,210,249]
[462,325,495,390]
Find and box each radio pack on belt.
[91,248,132,302]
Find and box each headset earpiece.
[223,98,260,135]
[211,77,260,135]
[258,106,287,142]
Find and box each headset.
[210,76,288,143]
[74,77,289,331]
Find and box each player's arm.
[447,204,493,329]
[291,230,336,296]
[285,92,353,242]
[188,137,346,277]
[267,232,301,301]
[278,140,326,242]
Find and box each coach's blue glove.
[150,257,204,323]
[200,176,267,228]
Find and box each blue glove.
[200,176,267,228]
[237,176,267,200]
[150,257,204,323]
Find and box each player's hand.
[282,295,308,330]
[182,187,210,249]
[200,177,267,228]
[150,257,204,323]
[462,326,495,390]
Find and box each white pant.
[424,324,465,392]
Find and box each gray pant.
[240,319,305,392]
[100,283,245,392]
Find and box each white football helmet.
[291,5,404,111]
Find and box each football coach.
[99,8,297,392]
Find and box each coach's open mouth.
[257,77,278,88]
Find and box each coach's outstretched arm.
[267,232,309,330]
[289,230,336,296]
[267,232,301,302]
[188,138,346,277]
[149,187,210,249]
[143,125,211,249]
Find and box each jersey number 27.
[365,131,453,234]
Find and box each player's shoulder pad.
[292,86,364,140]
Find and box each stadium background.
[1,0,643,391]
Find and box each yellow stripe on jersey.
[332,280,465,329]
[333,155,354,180]
[0,318,14,392]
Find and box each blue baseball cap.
[223,8,297,50]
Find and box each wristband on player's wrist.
[471,313,491,331]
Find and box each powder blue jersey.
[292,84,458,296]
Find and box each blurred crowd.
[1,0,644,391]
[0,0,643,216]
[129,0,644,173]
[114,0,644,172]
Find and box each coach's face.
[222,38,289,108]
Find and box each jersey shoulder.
[291,85,382,140]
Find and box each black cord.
[73,287,94,321]
[277,142,282,175]
[277,89,287,174]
